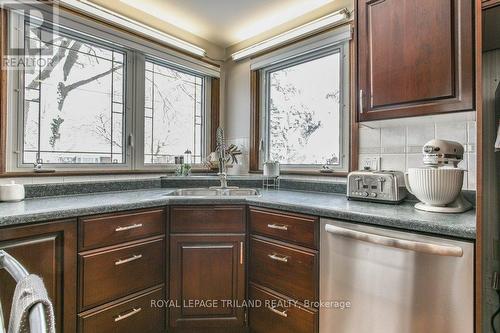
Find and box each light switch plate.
[359,156,380,170]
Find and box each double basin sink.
[166,187,261,197]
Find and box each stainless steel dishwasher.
[319,218,474,333]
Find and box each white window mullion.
[124,50,137,171]
[133,52,146,170]
[203,77,211,163]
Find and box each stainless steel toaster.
[347,170,407,203]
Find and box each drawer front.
[79,209,165,251]
[78,287,165,333]
[249,207,318,249]
[170,206,245,233]
[249,284,317,333]
[79,237,164,310]
[250,237,318,302]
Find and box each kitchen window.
[6,8,218,171]
[20,19,128,166]
[144,60,206,165]
[254,27,351,172]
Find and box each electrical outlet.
[359,156,380,171]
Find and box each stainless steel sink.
[166,188,261,197]
[169,188,219,196]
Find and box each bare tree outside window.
[23,22,125,165]
[144,61,204,164]
[267,52,341,165]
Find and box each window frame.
[11,16,134,171]
[134,55,212,170]
[258,41,350,172]
[6,7,217,172]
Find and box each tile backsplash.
[0,173,167,185]
[359,112,476,190]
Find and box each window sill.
[249,169,347,177]
[0,168,215,178]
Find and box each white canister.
[0,181,25,202]
[263,161,280,177]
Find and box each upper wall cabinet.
[357,0,474,121]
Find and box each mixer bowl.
[405,168,465,207]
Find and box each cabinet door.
[357,0,473,121]
[169,235,245,329]
[0,220,77,333]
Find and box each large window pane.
[144,60,204,164]
[267,52,341,165]
[22,22,126,165]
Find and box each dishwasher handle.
[325,224,463,257]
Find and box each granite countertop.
[0,188,476,240]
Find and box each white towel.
[7,275,55,333]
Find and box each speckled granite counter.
[0,188,475,240]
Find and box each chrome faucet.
[211,127,236,189]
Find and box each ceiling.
[88,0,337,48]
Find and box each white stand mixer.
[405,139,472,213]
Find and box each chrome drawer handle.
[240,242,244,265]
[114,307,142,322]
[267,223,288,231]
[268,253,289,263]
[115,254,142,266]
[115,223,143,232]
[268,306,288,318]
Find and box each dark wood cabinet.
[78,236,165,310]
[78,286,165,333]
[249,237,318,303]
[249,207,318,249]
[77,207,167,332]
[248,207,319,333]
[248,283,318,333]
[170,205,245,234]
[169,205,246,330]
[169,234,246,329]
[79,208,165,251]
[0,204,322,333]
[357,0,474,121]
[0,220,77,333]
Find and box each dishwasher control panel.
[347,170,407,203]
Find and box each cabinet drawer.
[250,237,318,302]
[79,208,165,251]
[170,206,245,233]
[249,207,318,249]
[78,287,165,333]
[79,237,164,310]
[249,284,317,333]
